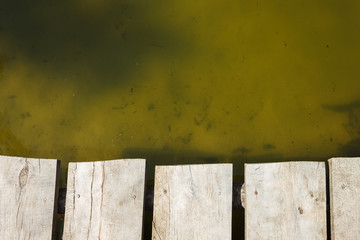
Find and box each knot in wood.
[298,207,304,214]
[19,165,29,189]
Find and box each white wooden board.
[329,157,360,239]
[63,159,146,240]
[0,155,59,240]
[243,161,326,240]
[152,164,232,240]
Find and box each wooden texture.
[152,164,232,240]
[329,157,360,239]
[0,155,59,240]
[243,161,326,240]
[63,159,146,240]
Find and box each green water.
[1,0,360,238]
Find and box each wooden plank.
[243,161,326,240]
[0,155,60,240]
[63,159,146,240]
[152,164,232,240]
[329,157,360,239]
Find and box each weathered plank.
[152,164,232,240]
[57,181,245,213]
[243,162,326,240]
[63,159,146,240]
[329,157,360,239]
[0,155,60,240]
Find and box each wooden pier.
[0,155,359,239]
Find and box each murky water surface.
[1,0,360,238]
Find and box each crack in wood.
[152,221,162,240]
[98,162,105,239]
[87,162,96,240]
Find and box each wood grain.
[62,159,146,240]
[329,157,360,239]
[244,161,326,240]
[152,164,232,240]
[0,155,59,240]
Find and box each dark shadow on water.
[322,99,360,158]
[339,138,360,157]
[322,99,360,112]
[1,0,194,93]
